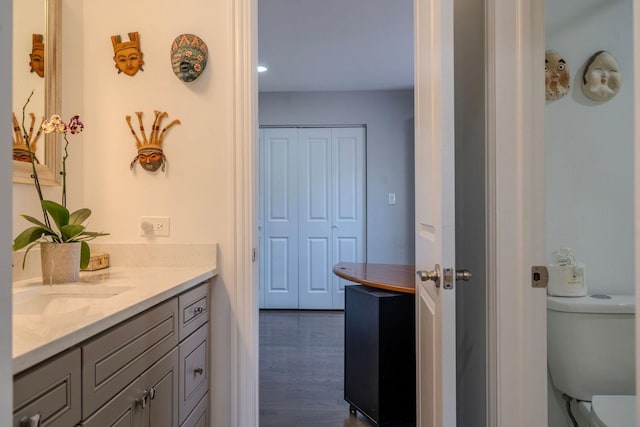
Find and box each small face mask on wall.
[111,32,144,76]
[582,51,621,102]
[30,34,45,78]
[170,33,208,82]
[545,51,570,101]
[126,111,181,172]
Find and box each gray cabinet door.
[81,377,141,427]
[143,347,179,427]
[181,393,208,427]
[13,348,81,427]
[178,324,208,424]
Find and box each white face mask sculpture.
[545,51,570,101]
[582,51,621,102]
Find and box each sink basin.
[13,285,135,316]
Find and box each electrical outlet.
[140,216,170,237]
[388,193,397,205]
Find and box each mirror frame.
[13,0,61,185]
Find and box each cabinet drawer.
[13,348,81,427]
[82,298,179,417]
[181,392,208,427]
[179,283,209,340]
[179,323,208,424]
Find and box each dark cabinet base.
[344,285,416,426]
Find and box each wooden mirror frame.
[13,0,61,185]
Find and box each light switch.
[388,193,396,205]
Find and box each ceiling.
[258,0,414,92]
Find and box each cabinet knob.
[135,387,156,409]
[194,306,205,315]
[194,366,204,375]
[19,414,41,427]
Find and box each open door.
[414,0,457,425]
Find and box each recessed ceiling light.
[257,65,268,73]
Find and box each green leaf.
[21,241,42,269]
[69,208,92,225]
[80,241,90,269]
[20,214,49,229]
[61,224,86,241]
[42,200,70,233]
[13,226,47,250]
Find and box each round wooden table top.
[332,262,416,294]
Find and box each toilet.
[547,294,636,426]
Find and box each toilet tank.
[547,294,636,401]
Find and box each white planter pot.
[40,242,81,284]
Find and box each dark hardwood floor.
[259,310,375,427]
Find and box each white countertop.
[12,243,218,375]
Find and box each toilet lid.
[591,395,636,427]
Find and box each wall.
[259,90,415,264]
[545,0,634,426]
[2,1,14,424]
[12,0,238,425]
[545,0,634,296]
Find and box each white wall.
[545,0,634,296]
[2,1,14,424]
[259,90,415,264]
[12,0,239,425]
[545,0,634,426]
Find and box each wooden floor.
[259,310,376,427]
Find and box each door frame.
[230,0,548,427]
[485,0,547,426]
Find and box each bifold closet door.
[261,127,365,309]
[262,128,299,309]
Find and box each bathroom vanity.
[11,245,217,427]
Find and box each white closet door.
[261,126,366,310]
[298,128,334,309]
[262,128,299,308]
[331,127,366,309]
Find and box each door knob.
[417,264,441,287]
[417,265,472,289]
[456,270,472,281]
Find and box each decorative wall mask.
[545,51,570,101]
[12,112,43,163]
[29,34,45,78]
[111,32,144,76]
[582,51,621,102]
[170,33,208,82]
[126,111,181,172]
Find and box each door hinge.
[252,248,256,262]
[531,266,549,288]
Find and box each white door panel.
[332,128,366,309]
[415,0,456,423]
[298,129,333,309]
[263,128,299,308]
[261,127,365,309]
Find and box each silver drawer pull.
[193,306,205,315]
[20,413,41,427]
[136,387,155,408]
[194,366,204,375]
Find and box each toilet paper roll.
[547,263,587,297]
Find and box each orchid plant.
[13,91,108,269]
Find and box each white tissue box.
[547,264,587,297]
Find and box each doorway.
[544,0,636,425]
[257,0,415,425]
